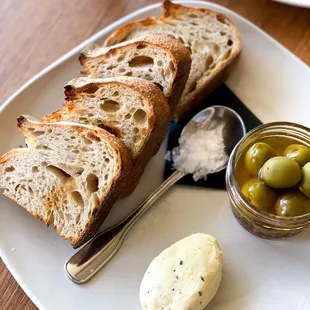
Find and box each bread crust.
[80,34,191,115]
[42,77,171,197]
[73,135,132,247]
[0,116,133,248]
[105,1,242,121]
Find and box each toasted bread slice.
[42,76,170,194]
[80,34,191,114]
[0,116,132,248]
[105,1,242,121]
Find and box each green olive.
[241,177,277,212]
[300,162,310,198]
[274,191,310,217]
[245,142,276,176]
[259,156,301,189]
[284,144,310,167]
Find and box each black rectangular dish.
[164,84,262,190]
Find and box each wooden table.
[0,0,309,309]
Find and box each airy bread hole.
[205,55,214,70]
[84,85,99,94]
[177,37,185,44]
[100,99,120,112]
[220,31,226,36]
[104,174,108,180]
[97,123,119,137]
[157,60,163,66]
[87,174,99,194]
[107,65,117,70]
[125,71,132,76]
[227,39,233,46]
[98,123,108,129]
[87,132,101,142]
[222,49,232,60]
[92,207,99,216]
[71,191,84,206]
[83,136,92,145]
[129,56,154,68]
[112,91,119,97]
[92,194,100,209]
[82,147,91,152]
[133,127,139,134]
[105,158,110,163]
[188,13,198,18]
[28,127,35,132]
[32,131,45,136]
[41,161,47,167]
[216,14,228,25]
[124,113,131,119]
[5,166,15,172]
[212,44,220,54]
[75,214,81,224]
[47,165,72,182]
[133,109,147,125]
[79,116,88,122]
[36,145,51,150]
[76,168,84,175]
[188,80,198,93]
[117,54,125,61]
[15,184,24,192]
[136,44,147,49]
[106,50,118,58]
[169,61,175,72]
[32,166,39,173]
[154,83,164,92]
[190,22,198,26]
[117,67,126,73]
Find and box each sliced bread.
[0,116,132,247]
[42,76,171,194]
[79,34,191,114]
[105,1,242,121]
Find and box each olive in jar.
[245,142,276,176]
[300,162,310,198]
[274,191,310,217]
[241,177,277,212]
[259,156,301,189]
[284,144,310,167]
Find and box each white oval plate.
[0,1,310,310]
[272,0,310,8]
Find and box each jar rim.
[227,121,310,223]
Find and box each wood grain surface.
[0,0,309,309]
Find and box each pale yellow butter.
[140,233,223,310]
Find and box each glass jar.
[226,122,310,240]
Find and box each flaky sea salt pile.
[167,124,228,181]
